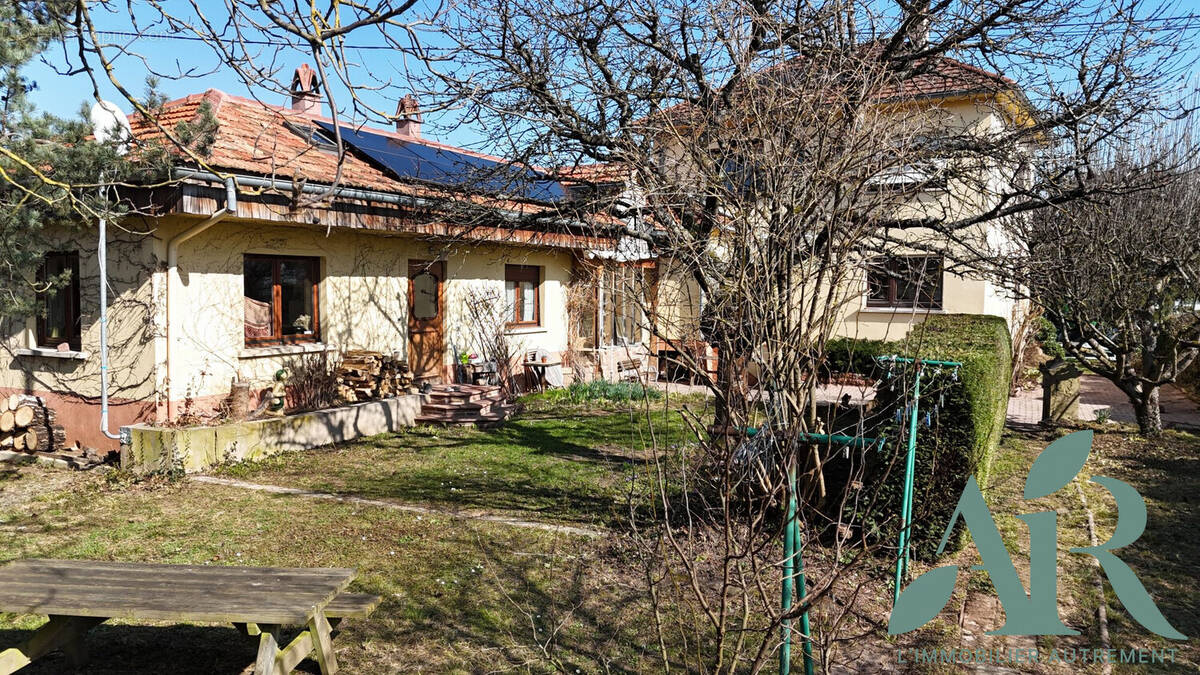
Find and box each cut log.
[13,433,25,451]
[13,405,34,428]
[22,430,38,452]
[228,381,251,423]
[5,394,16,411]
[0,411,13,433]
[0,436,12,448]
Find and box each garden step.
[420,399,507,414]
[423,384,501,405]
[417,403,508,420]
[415,401,521,428]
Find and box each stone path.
[191,475,605,538]
[1008,375,1200,431]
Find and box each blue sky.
[22,1,1200,154]
[23,1,483,146]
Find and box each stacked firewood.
[0,395,66,453]
[335,351,415,402]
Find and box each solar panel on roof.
[314,121,565,203]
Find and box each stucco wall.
[162,217,574,413]
[0,214,579,449]
[442,244,572,364]
[0,226,159,449]
[646,98,1028,344]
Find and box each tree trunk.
[1133,385,1163,435]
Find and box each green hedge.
[824,314,1012,558]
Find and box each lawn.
[0,396,1194,673]
[0,401,706,673]
[892,424,1200,673]
[215,400,705,528]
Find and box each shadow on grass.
[0,623,324,674]
[346,537,671,672]
[1093,432,1200,649]
[248,413,693,528]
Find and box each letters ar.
[889,430,1185,639]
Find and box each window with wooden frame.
[243,255,321,346]
[504,264,540,326]
[599,264,651,346]
[36,251,81,350]
[867,255,944,309]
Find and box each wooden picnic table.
[0,559,357,675]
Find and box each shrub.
[825,314,1012,558]
[282,351,343,413]
[530,379,663,405]
[1034,316,1066,360]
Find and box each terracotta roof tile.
[648,52,1026,125]
[127,89,557,202]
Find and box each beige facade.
[646,94,1029,346]
[1,209,583,450]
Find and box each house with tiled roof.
[0,53,1035,453]
[630,51,1037,367]
[0,66,622,451]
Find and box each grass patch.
[217,406,703,528]
[527,379,663,405]
[958,426,1200,672]
[0,467,661,672]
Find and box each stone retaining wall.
[120,395,421,473]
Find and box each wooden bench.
[616,359,640,381]
[325,592,382,621]
[0,559,370,675]
[239,592,380,633]
[616,358,657,383]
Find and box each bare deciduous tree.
[1004,137,1200,435]
[421,0,1198,669]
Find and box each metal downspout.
[163,177,237,420]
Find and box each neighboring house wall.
[645,95,1028,346]
[834,255,1005,341]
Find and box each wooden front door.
[408,260,445,382]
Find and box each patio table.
[523,358,563,391]
[0,558,355,675]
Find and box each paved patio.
[650,380,877,406]
[1007,374,1200,431]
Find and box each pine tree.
[0,3,137,317]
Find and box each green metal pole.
[781,461,796,675]
[781,435,884,674]
[794,504,814,675]
[892,366,923,607]
[875,356,961,606]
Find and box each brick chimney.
[395,94,422,138]
[290,64,321,115]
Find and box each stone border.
[120,395,422,473]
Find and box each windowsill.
[504,325,547,336]
[14,347,89,361]
[238,342,337,359]
[858,306,946,314]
